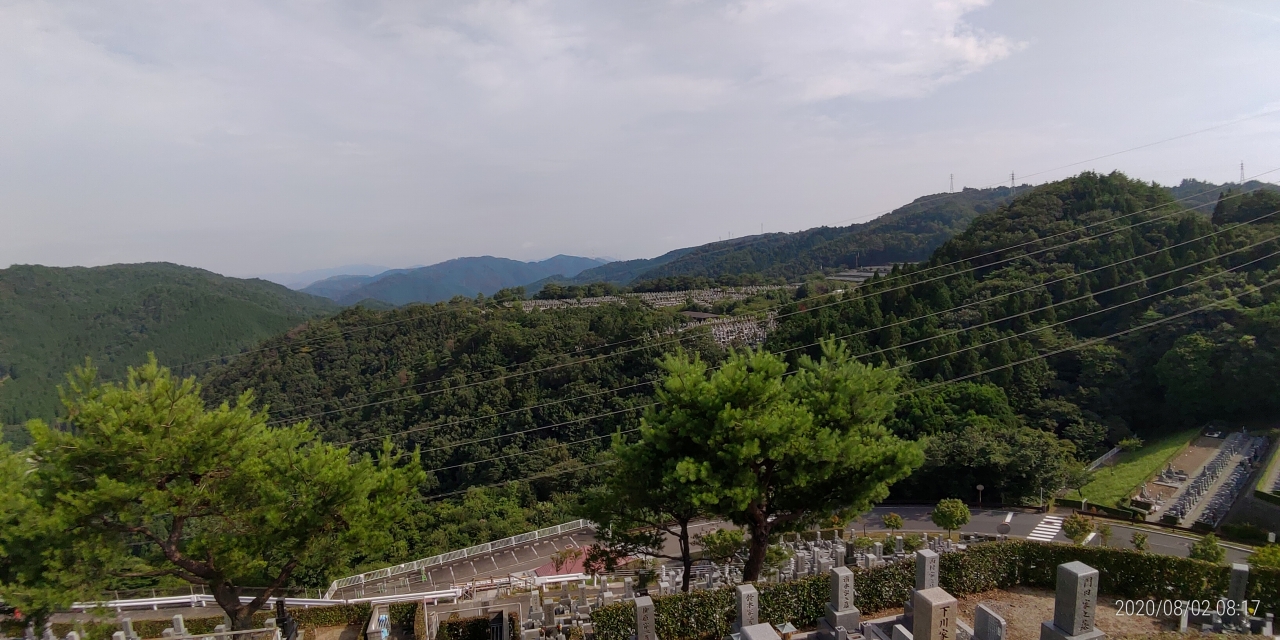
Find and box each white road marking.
[1027,515,1064,542]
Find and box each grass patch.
[1075,428,1200,507]
[1256,430,1280,494]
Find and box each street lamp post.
[977,484,984,510]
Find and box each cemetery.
[1105,429,1270,529]
[586,539,1280,640]
[15,531,1279,640]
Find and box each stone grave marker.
[735,584,760,631]
[1229,563,1249,626]
[634,596,657,640]
[974,603,1006,640]
[740,623,782,640]
[816,566,860,639]
[912,587,957,640]
[895,536,904,555]
[916,549,940,590]
[1039,561,1104,640]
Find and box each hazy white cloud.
[2,0,1278,276]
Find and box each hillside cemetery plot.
[1128,430,1269,528]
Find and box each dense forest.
[0,263,336,441]
[188,173,1280,579]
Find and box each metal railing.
[325,519,594,599]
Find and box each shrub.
[590,540,1280,640]
[930,499,970,537]
[1190,534,1227,564]
[1062,514,1094,545]
[1131,532,1149,552]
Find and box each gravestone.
[873,542,883,559]
[634,596,657,640]
[112,633,125,640]
[816,566,860,640]
[912,587,956,640]
[1229,563,1249,602]
[1039,561,1105,640]
[1229,563,1249,627]
[735,584,760,631]
[974,603,1007,640]
[624,577,634,599]
[739,623,782,640]
[891,624,912,640]
[122,620,137,640]
[172,615,186,636]
[916,550,940,590]
[895,536,904,555]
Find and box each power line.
[420,461,616,502]
[278,182,1279,426]
[385,227,1280,462]
[414,270,1280,501]
[172,113,1280,373]
[906,275,1280,397]
[768,193,1280,325]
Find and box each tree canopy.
[637,341,923,580]
[0,357,423,629]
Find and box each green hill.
[541,186,1019,290]
[188,171,1280,569]
[0,262,337,434]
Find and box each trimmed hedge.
[590,540,1280,640]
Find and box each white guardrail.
[324,519,594,599]
[72,589,466,613]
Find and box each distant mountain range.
[295,179,1280,305]
[256,264,394,289]
[301,255,608,306]
[0,263,336,439]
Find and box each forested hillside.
[190,172,1280,575]
[0,263,336,437]
[770,174,1280,500]
[548,186,1019,290]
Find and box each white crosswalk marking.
[1027,515,1064,542]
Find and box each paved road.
[851,506,1251,564]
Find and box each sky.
[4,0,1280,279]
